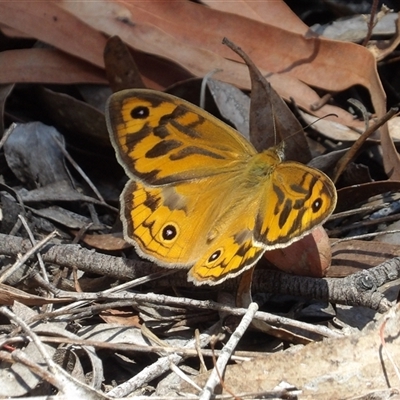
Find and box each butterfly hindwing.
[256,160,337,247]
[188,228,266,285]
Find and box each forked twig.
[199,303,258,400]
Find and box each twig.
[0,122,16,150]
[362,0,380,46]
[199,303,258,399]
[0,231,57,283]
[18,215,49,283]
[18,215,54,313]
[331,229,400,244]
[0,233,396,312]
[0,306,109,399]
[329,203,392,220]
[30,274,341,341]
[52,135,106,204]
[107,322,220,398]
[35,269,177,315]
[333,107,398,183]
[195,328,208,372]
[37,335,255,361]
[0,307,57,374]
[328,213,400,236]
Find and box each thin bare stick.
[331,229,400,244]
[0,122,16,150]
[37,336,254,361]
[333,107,398,183]
[362,0,380,46]
[199,303,258,400]
[0,230,57,283]
[31,272,342,340]
[51,269,177,315]
[18,215,48,283]
[52,135,106,204]
[107,322,220,398]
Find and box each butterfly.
[106,89,337,285]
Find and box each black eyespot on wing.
[131,106,149,119]
[312,198,323,213]
[162,224,177,241]
[208,249,222,263]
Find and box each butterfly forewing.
[106,89,257,185]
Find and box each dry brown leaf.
[113,0,400,179]
[117,1,384,109]
[0,1,106,67]
[265,226,332,278]
[0,49,106,84]
[58,1,367,127]
[202,0,309,34]
[78,232,131,251]
[99,309,141,327]
[0,283,72,306]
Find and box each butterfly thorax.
[244,148,282,188]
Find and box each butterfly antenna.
[282,113,339,144]
[304,113,338,131]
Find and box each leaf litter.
[0,1,399,399]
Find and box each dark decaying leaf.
[17,180,114,207]
[104,36,145,92]
[222,38,311,162]
[37,87,110,146]
[29,206,107,231]
[3,122,71,188]
[307,148,348,176]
